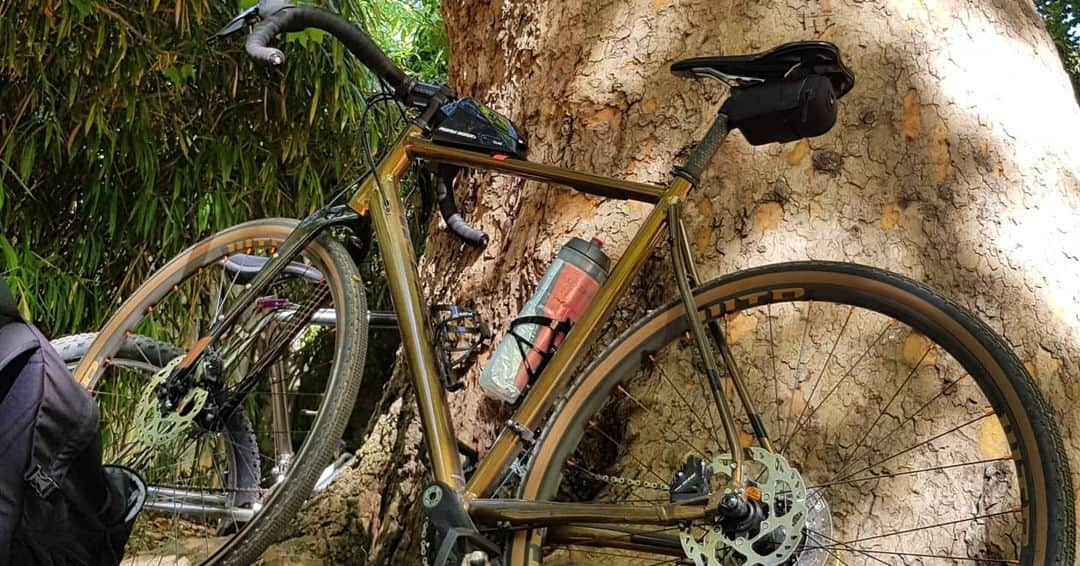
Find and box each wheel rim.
[75,220,352,562]
[513,266,1056,565]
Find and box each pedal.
[432,304,491,391]
[462,550,492,566]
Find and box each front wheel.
[510,261,1073,565]
[73,218,368,565]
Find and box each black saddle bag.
[721,74,837,146]
[0,282,145,565]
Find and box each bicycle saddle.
[671,41,854,98]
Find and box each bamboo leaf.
[308,79,321,125]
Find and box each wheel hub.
[679,447,812,566]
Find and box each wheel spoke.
[810,507,1021,548]
[782,300,814,452]
[810,456,1013,489]
[806,547,1020,564]
[785,319,894,455]
[833,339,935,476]
[805,528,893,566]
[804,530,852,566]
[781,305,853,454]
[650,355,719,451]
[587,420,671,485]
[615,384,708,457]
[835,408,994,483]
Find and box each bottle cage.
[506,314,573,394]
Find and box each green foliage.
[1037,0,1080,98]
[0,0,446,335]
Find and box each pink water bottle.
[478,237,610,403]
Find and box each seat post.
[672,112,729,186]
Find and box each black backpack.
[0,279,145,565]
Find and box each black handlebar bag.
[0,279,145,566]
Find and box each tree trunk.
[275,0,1080,562]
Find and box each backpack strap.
[0,324,37,379]
[0,320,40,415]
[17,324,100,499]
[0,277,21,323]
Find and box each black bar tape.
[446,213,489,248]
[245,12,289,65]
[246,6,408,96]
[435,170,488,248]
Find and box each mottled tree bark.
[272,0,1080,562]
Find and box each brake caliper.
[679,447,809,566]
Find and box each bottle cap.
[562,237,611,276]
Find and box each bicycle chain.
[575,466,669,492]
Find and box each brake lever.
[208,5,259,45]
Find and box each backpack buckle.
[26,464,59,498]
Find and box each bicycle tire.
[73,218,368,565]
[508,261,1074,565]
[52,332,262,530]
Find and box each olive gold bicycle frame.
[223,113,767,533]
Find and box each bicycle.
[72,2,1074,565]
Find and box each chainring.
[679,447,809,566]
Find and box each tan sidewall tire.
[75,218,368,566]
[506,262,1073,566]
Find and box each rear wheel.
[72,218,367,565]
[510,262,1073,565]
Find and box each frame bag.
[721,74,838,146]
[0,280,145,565]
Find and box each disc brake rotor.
[679,447,809,566]
[795,489,832,566]
[124,356,209,469]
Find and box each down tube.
[365,169,466,490]
[467,185,688,497]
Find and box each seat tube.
[365,129,466,490]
